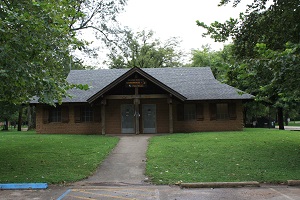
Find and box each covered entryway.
[87,67,186,134]
[142,104,156,133]
[121,104,135,134]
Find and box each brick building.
[33,67,253,134]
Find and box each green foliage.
[189,44,235,81]
[229,43,300,108]
[0,0,126,105]
[0,1,77,104]
[146,129,300,184]
[254,43,300,107]
[106,30,184,68]
[197,0,300,129]
[198,1,300,59]
[0,131,119,184]
[196,17,239,43]
[0,102,19,123]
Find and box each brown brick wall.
[173,100,244,133]
[36,104,102,134]
[35,99,244,134]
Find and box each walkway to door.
[77,135,151,186]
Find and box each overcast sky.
[118,0,247,51]
[80,0,248,67]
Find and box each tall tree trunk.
[17,106,23,131]
[4,118,8,131]
[277,107,284,130]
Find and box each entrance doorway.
[121,104,134,133]
[142,104,156,133]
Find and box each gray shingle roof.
[64,67,253,103]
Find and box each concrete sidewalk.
[276,126,300,131]
[76,135,151,186]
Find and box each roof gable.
[64,67,253,103]
[87,67,186,103]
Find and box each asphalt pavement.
[1,184,300,200]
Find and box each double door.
[121,104,156,134]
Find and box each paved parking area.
[1,184,300,200]
[58,187,159,200]
[54,185,300,200]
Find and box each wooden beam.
[104,94,168,100]
[101,100,106,135]
[168,98,173,133]
[134,88,140,135]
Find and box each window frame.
[184,104,196,121]
[49,107,62,122]
[80,106,94,122]
[216,103,229,120]
[209,102,237,121]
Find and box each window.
[210,103,237,121]
[81,106,94,122]
[49,107,61,122]
[74,105,101,123]
[43,106,69,124]
[184,104,196,120]
[216,103,229,120]
[177,103,203,121]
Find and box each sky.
[81,0,248,67]
[117,0,247,51]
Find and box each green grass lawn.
[0,131,119,184]
[146,128,300,184]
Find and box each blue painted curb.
[0,183,48,190]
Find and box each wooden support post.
[134,87,140,134]
[168,98,173,133]
[101,99,106,135]
[134,98,140,135]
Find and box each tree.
[0,0,126,105]
[106,30,184,68]
[198,0,300,57]
[189,44,235,81]
[197,0,300,129]
[0,102,19,130]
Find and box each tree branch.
[71,2,103,32]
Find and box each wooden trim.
[169,98,173,133]
[134,87,140,134]
[104,94,169,100]
[101,100,106,135]
[87,67,186,103]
